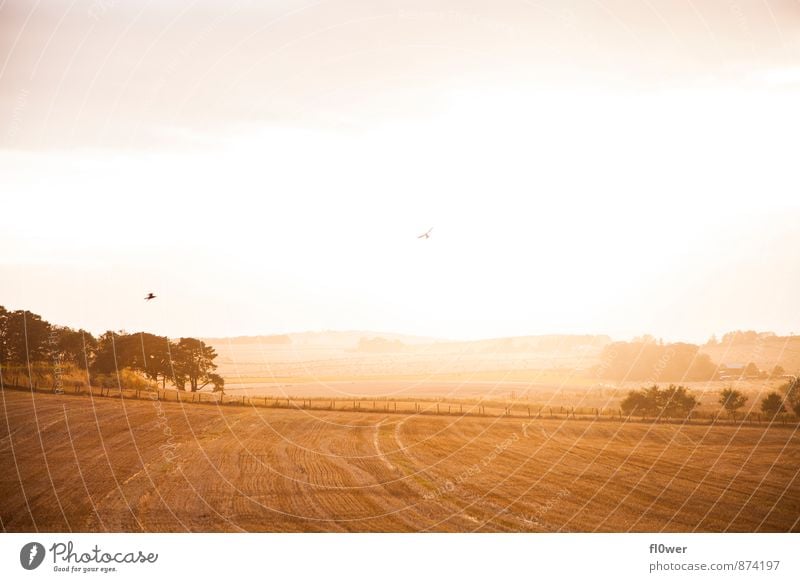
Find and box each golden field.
[1,389,798,532]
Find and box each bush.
[719,388,747,419]
[760,392,785,418]
[620,384,697,418]
[781,377,799,413]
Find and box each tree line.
[0,306,223,393]
[620,380,800,421]
[595,339,718,381]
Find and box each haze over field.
[1,0,800,344]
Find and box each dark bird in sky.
[417,228,433,239]
[144,292,156,301]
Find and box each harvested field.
[1,389,798,532]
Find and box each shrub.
[620,384,697,418]
[760,392,785,418]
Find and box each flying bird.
[144,292,156,301]
[417,228,433,239]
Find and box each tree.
[781,377,799,415]
[128,332,172,389]
[744,362,760,378]
[621,389,654,416]
[91,331,138,375]
[1,309,52,366]
[760,392,785,418]
[172,338,219,392]
[660,384,698,418]
[620,384,697,419]
[54,327,97,369]
[719,387,747,419]
[209,373,225,394]
[596,341,717,381]
[770,365,786,379]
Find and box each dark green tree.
[54,327,97,369]
[660,384,698,418]
[781,377,799,415]
[620,384,697,418]
[128,332,173,389]
[760,392,785,418]
[172,338,219,392]
[1,309,52,366]
[719,387,748,419]
[91,331,138,375]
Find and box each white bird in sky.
[417,227,433,240]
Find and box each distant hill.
[203,330,440,349]
[701,332,800,374]
[203,332,611,352]
[422,334,612,354]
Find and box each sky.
[1,0,799,342]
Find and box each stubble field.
[1,389,798,532]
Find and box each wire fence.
[2,381,798,429]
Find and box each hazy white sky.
[1,0,799,341]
